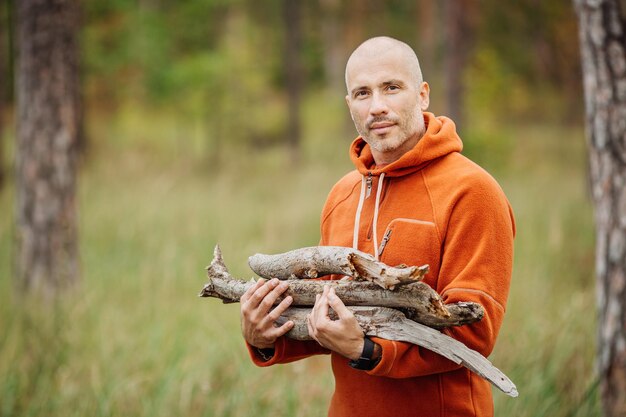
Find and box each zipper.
[377,229,393,256]
[366,173,387,240]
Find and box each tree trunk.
[574,0,626,414]
[443,0,473,131]
[319,0,343,91]
[415,0,437,84]
[343,0,365,52]
[15,0,81,297]
[0,0,7,191]
[283,0,302,164]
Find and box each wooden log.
[203,245,484,328]
[275,307,518,398]
[248,246,429,290]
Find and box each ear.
[345,94,350,107]
[418,82,430,111]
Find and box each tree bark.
[200,246,516,397]
[574,0,626,414]
[15,0,81,297]
[204,246,484,328]
[248,246,429,289]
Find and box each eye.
[354,90,370,99]
[386,85,400,92]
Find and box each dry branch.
[205,246,483,328]
[275,307,517,397]
[248,246,429,290]
[200,245,517,397]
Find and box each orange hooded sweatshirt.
[248,112,515,417]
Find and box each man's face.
[345,50,429,160]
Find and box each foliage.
[77,0,582,158]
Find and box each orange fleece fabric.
[248,112,515,417]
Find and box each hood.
[349,112,463,177]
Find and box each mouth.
[368,121,396,134]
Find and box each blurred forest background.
[0,1,598,416]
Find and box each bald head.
[345,37,423,93]
[343,36,430,165]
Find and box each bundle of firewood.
[199,245,518,398]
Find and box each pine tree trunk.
[15,0,81,297]
[319,0,343,91]
[0,1,7,191]
[415,0,437,84]
[443,0,473,131]
[574,0,626,414]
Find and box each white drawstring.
[372,173,385,260]
[353,172,386,260]
[352,175,367,249]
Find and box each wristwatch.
[349,337,379,370]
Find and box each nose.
[369,92,388,116]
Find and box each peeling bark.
[248,246,429,290]
[209,246,483,327]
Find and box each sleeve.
[247,170,361,366]
[365,175,515,379]
[247,192,337,368]
[247,338,330,367]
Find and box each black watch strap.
[349,337,378,370]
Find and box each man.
[240,36,515,417]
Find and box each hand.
[307,285,365,360]
[240,278,294,349]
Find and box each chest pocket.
[378,218,441,286]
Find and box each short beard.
[355,110,425,154]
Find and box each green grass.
[0,107,599,416]
[492,125,598,416]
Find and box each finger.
[328,287,354,320]
[323,284,330,296]
[268,320,294,339]
[240,278,265,303]
[265,295,293,323]
[315,292,321,306]
[306,314,315,340]
[247,278,280,308]
[316,285,330,319]
[310,293,321,318]
[257,281,290,316]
